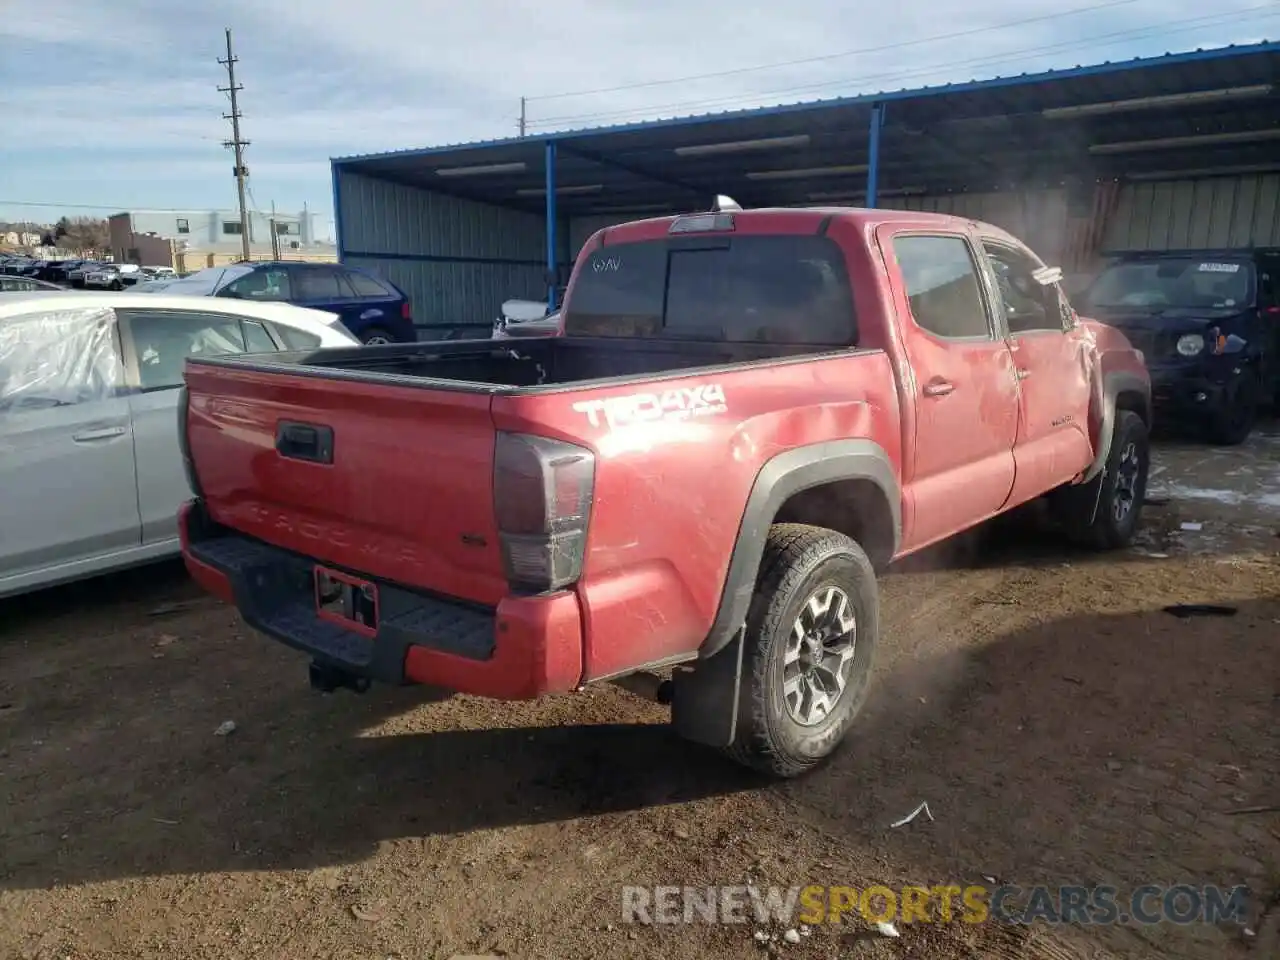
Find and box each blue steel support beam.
[545,140,558,311]
[557,142,705,197]
[330,162,345,260]
[866,103,885,208]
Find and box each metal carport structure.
[331,40,1280,331]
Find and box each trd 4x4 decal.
[572,384,728,429]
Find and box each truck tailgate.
[183,362,505,607]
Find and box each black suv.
[1079,248,1280,445]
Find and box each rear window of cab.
[563,235,857,346]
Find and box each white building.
[2,231,43,247]
[123,207,317,251]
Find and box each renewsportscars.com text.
[620,883,1251,927]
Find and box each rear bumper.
[178,500,583,699]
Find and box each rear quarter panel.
[493,350,902,681]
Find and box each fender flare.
[1081,370,1151,484]
[699,438,902,659]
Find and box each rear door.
[0,305,140,589]
[116,307,288,546]
[882,230,1020,550]
[981,239,1096,505]
[289,263,350,314]
[338,267,406,341]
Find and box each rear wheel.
[723,524,878,779]
[360,326,395,345]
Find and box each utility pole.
[218,27,251,262]
[269,200,281,259]
[519,97,527,138]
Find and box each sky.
[1,0,1276,240]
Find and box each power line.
[218,26,252,261]
[524,0,1145,103]
[529,9,1278,129]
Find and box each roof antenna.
[711,194,742,212]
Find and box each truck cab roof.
[597,205,1029,254]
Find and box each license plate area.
[314,565,379,636]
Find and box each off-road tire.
[1060,410,1149,550]
[723,523,878,779]
[1204,373,1258,447]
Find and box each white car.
[84,263,144,290]
[0,291,359,599]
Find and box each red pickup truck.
[178,206,1151,778]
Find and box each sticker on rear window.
[1198,262,1241,273]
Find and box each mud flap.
[1050,465,1106,529]
[671,626,745,748]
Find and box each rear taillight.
[401,302,411,320]
[176,386,204,498]
[493,432,595,593]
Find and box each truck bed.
[192,336,838,393]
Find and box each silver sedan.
[0,290,359,598]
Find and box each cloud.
[0,0,1274,221]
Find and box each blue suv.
[206,261,416,344]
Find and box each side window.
[891,235,991,340]
[295,267,343,300]
[241,319,278,352]
[270,324,322,351]
[983,244,1060,334]
[223,268,291,302]
[344,270,392,298]
[124,310,249,392]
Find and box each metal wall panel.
[344,255,544,328]
[1103,175,1280,251]
[337,169,545,259]
[336,169,549,327]
[887,189,1071,261]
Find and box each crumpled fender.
[1077,317,1152,484]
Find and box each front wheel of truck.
[1056,409,1149,550]
[724,524,878,779]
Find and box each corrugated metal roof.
[333,41,1280,217]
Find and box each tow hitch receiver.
[309,660,371,694]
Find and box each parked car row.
[0,254,178,288]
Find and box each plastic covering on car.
[0,306,120,412]
[140,264,253,296]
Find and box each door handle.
[73,425,126,442]
[1015,368,1031,380]
[923,379,955,397]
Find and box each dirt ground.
[2,427,1278,960]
